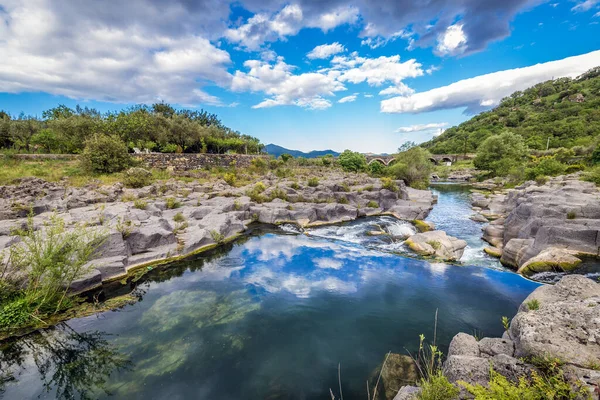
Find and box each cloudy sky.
[0,0,599,153]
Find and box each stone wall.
[134,153,270,171]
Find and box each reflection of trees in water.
[0,323,130,399]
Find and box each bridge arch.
[428,157,438,165]
[367,158,386,166]
[441,157,453,163]
[386,158,397,166]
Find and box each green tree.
[474,132,529,176]
[398,141,416,152]
[30,129,60,153]
[338,150,367,172]
[10,116,42,152]
[388,147,433,188]
[80,134,131,174]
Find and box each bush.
[534,175,547,185]
[525,157,566,180]
[173,212,185,223]
[381,177,399,192]
[251,157,268,172]
[565,164,585,174]
[80,134,131,174]
[307,177,319,187]
[591,144,600,165]
[582,166,600,185]
[321,155,334,166]
[269,187,288,201]
[279,153,293,163]
[474,132,529,176]
[367,200,379,208]
[388,147,433,187]
[165,197,181,209]
[338,150,367,172]
[133,199,147,210]
[223,173,236,186]
[369,161,385,176]
[419,371,459,400]
[122,167,152,188]
[0,214,106,328]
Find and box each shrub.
[122,167,152,188]
[565,164,585,174]
[223,173,236,186]
[582,166,600,185]
[474,132,529,176]
[419,371,459,400]
[173,212,185,223]
[269,159,283,169]
[250,157,268,172]
[133,199,147,210]
[165,197,181,209]
[279,153,293,163]
[269,187,288,201]
[369,161,385,176]
[381,177,399,192]
[80,134,131,174]
[321,155,334,166]
[116,217,134,239]
[0,214,106,327]
[367,200,379,208]
[210,230,224,243]
[254,181,267,192]
[247,183,267,203]
[591,144,600,165]
[388,147,433,188]
[290,182,300,190]
[526,299,540,310]
[567,211,576,219]
[338,150,367,172]
[275,168,293,178]
[459,367,588,399]
[337,196,349,204]
[535,175,547,185]
[307,177,319,187]
[526,157,566,180]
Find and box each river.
[0,184,541,400]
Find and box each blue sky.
[0,0,599,153]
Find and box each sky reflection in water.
[1,189,542,400]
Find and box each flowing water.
[1,185,543,400]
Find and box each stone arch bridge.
[365,154,475,166]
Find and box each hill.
[421,67,600,154]
[265,144,340,158]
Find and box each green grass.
[526,299,540,311]
[366,200,379,208]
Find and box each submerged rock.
[371,353,418,400]
[405,230,467,261]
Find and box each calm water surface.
[0,185,541,400]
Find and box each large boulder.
[405,230,467,261]
[509,275,600,367]
[517,247,582,276]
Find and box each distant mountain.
[265,144,340,158]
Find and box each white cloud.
[336,54,424,86]
[379,83,415,96]
[436,24,468,56]
[338,94,357,103]
[231,57,346,109]
[395,123,449,133]
[360,30,412,49]
[381,50,600,114]
[307,42,345,60]
[594,11,600,17]
[571,0,599,12]
[310,6,359,31]
[364,94,374,98]
[314,258,343,269]
[225,4,357,51]
[0,0,233,106]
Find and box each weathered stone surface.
[448,333,480,357]
[517,247,582,275]
[405,230,468,261]
[443,355,489,386]
[478,337,514,358]
[509,275,600,367]
[500,238,534,269]
[393,386,420,400]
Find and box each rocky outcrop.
[472,175,600,275]
[425,275,600,398]
[0,172,436,294]
[405,230,467,261]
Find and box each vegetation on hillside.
[422,67,600,154]
[0,103,262,155]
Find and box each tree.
[337,150,367,172]
[387,147,433,188]
[398,141,416,153]
[80,134,131,174]
[473,132,529,176]
[30,129,60,153]
[10,116,41,151]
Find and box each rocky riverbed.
[0,172,436,294]
[471,174,600,277]
[392,274,600,399]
